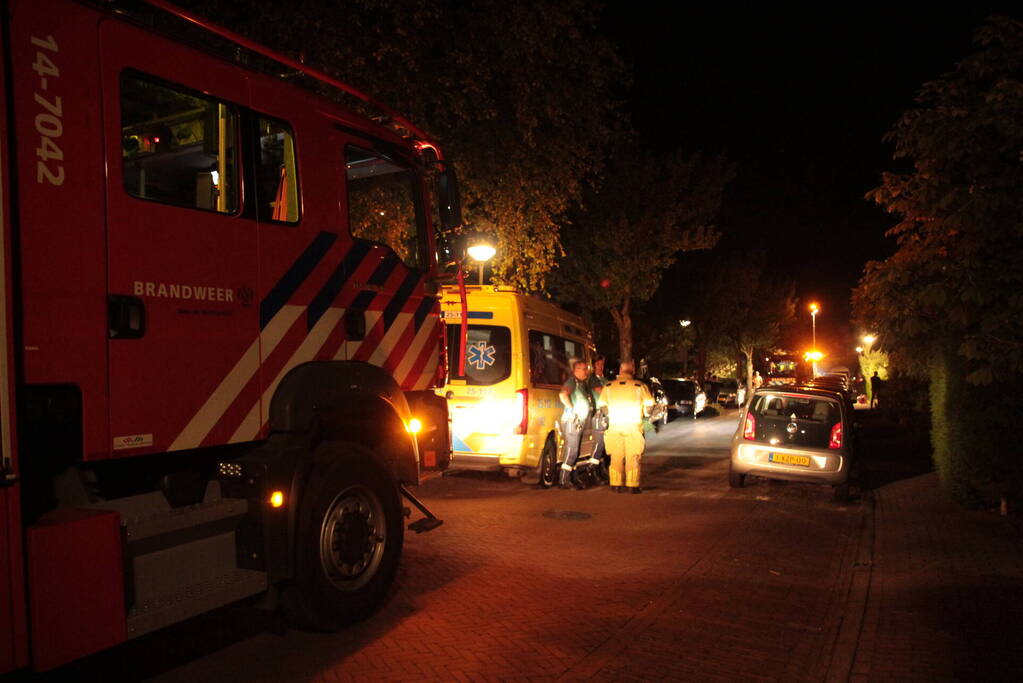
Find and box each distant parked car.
[717,379,746,407]
[661,379,707,419]
[730,386,855,501]
[638,377,670,428]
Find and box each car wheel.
[833,482,850,502]
[728,464,745,488]
[282,446,403,631]
[537,437,557,489]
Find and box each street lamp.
[808,303,820,375]
[862,334,876,346]
[466,238,496,285]
[679,319,691,327]
[809,302,819,347]
[855,346,864,353]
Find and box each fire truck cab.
[0,0,456,671]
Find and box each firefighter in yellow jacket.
[600,361,654,494]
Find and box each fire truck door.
[1,28,27,668]
[100,21,259,455]
[339,138,432,389]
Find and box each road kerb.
[824,490,876,683]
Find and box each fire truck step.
[86,482,269,638]
[126,567,268,639]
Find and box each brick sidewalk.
[851,473,1023,682]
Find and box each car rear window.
[749,393,840,448]
[447,325,511,385]
[662,379,696,400]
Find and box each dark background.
[604,2,1020,361]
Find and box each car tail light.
[829,422,843,449]
[743,412,756,440]
[513,388,529,435]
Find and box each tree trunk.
[742,345,754,400]
[610,294,633,363]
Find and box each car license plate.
[769,453,810,467]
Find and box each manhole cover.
[543,509,592,521]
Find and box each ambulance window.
[447,325,510,385]
[255,117,299,223]
[120,73,238,214]
[346,146,423,270]
[529,331,571,387]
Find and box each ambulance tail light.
[743,412,756,440]
[513,389,528,435]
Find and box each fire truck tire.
[282,449,404,631]
[536,436,558,489]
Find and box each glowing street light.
[806,349,824,380]
[679,319,691,327]
[467,239,496,285]
[807,303,820,375]
[862,334,876,346]
[809,302,820,349]
[855,346,864,353]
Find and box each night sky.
[605,2,1021,362]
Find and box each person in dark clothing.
[870,371,884,409]
[585,356,609,484]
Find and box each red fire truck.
[0,0,458,671]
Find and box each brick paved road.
[62,409,867,682]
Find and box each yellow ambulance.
[437,285,597,485]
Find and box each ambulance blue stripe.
[413,296,435,331]
[260,231,337,330]
[383,271,422,329]
[451,433,473,453]
[368,252,400,285]
[468,311,494,319]
[306,241,373,330]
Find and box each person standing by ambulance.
[602,360,653,494]
[558,359,595,489]
[585,356,609,484]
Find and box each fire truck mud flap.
[399,484,443,534]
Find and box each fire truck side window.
[120,72,238,214]
[256,117,299,223]
[345,146,423,269]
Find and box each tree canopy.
[853,16,1023,385]
[184,0,626,290]
[550,146,732,361]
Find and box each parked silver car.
[729,386,853,500]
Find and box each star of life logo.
[466,341,497,371]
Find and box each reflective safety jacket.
[601,377,653,428]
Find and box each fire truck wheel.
[537,437,557,489]
[283,450,404,631]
